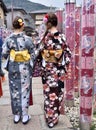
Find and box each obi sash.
[41,49,63,63]
[10,49,30,62]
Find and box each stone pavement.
[0,71,73,130]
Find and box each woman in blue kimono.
[40,13,72,128]
[2,16,36,124]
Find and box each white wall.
[0,6,5,26]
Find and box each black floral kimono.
[41,31,71,127]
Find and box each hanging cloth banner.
[80,0,95,129]
[74,5,81,96]
[64,0,75,106]
[93,0,96,113]
[56,9,63,33]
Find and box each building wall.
[24,14,35,29]
[35,14,45,26]
[30,9,56,30]
[0,6,5,26]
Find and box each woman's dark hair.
[46,12,58,29]
[41,13,58,41]
[12,16,24,29]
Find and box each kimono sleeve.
[61,34,72,65]
[2,37,10,59]
[26,37,37,69]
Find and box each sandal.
[14,115,20,124]
[22,115,31,124]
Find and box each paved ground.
[0,71,73,130]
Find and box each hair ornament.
[43,14,49,23]
[18,18,24,26]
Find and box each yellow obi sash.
[41,49,63,63]
[10,49,30,62]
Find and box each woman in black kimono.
[40,13,71,128]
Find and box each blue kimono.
[2,32,36,116]
[0,38,3,70]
